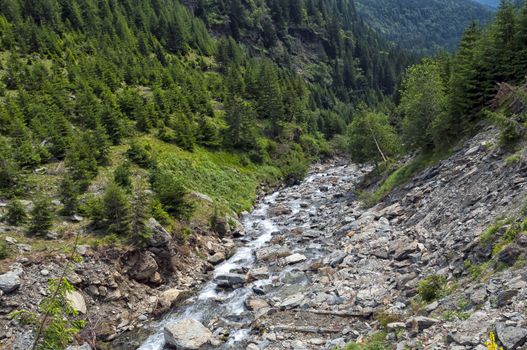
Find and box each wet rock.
[247,267,269,281]
[268,205,292,217]
[496,322,527,349]
[0,271,21,293]
[256,246,291,261]
[164,318,212,349]
[285,253,307,265]
[215,273,245,289]
[245,297,269,311]
[66,291,87,314]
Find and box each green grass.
[343,332,389,350]
[140,136,282,213]
[360,150,451,207]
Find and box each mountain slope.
[355,0,493,54]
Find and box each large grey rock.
[0,271,21,293]
[128,251,159,282]
[215,273,245,289]
[147,218,171,247]
[164,318,212,349]
[496,323,527,349]
[393,239,419,261]
[280,293,304,309]
[66,291,87,314]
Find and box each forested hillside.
[0,0,411,246]
[355,0,493,54]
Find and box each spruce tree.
[103,182,131,236]
[60,175,79,216]
[3,199,27,226]
[30,197,55,235]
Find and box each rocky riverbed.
[3,127,527,350]
[138,127,527,350]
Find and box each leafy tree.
[399,60,448,150]
[347,110,400,164]
[103,182,131,235]
[3,199,27,225]
[30,197,55,235]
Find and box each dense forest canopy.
[354,0,493,54]
[0,0,415,243]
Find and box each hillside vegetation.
[355,0,493,54]
[0,0,411,246]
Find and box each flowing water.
[138,162,358,350]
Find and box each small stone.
[285,253,307,265]
[138,315,148,321]
[40,269,50,276]
[406,316,439,331]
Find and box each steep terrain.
[354,0,493,54]
[121,126,527,350]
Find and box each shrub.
[417,274,447,302]
[3,199,28,225]
[126,142,154,168]
[0,241,9,260]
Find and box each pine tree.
[114,162,132,190]
[3,199,27,226]
[60,175,79,216]
[130,188,152,244]
[103,182,131,236]
[224,95,258,150]
[30,197,55,235]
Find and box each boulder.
[207,252,225,265]
[164,318,212,349]
[0,271,21,293]
[127,251,159,282]
[159,288,187,310]
[393,239,419,261]
[215,273,245,289]
[496,322,527,349]
[146,218,171,247]
[66,291,87,314]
